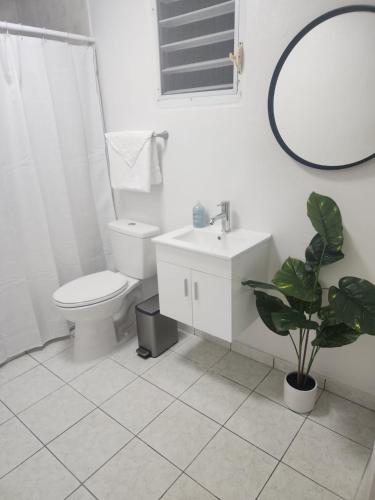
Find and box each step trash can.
[135,294,178,358]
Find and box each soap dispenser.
[192,201,206,228]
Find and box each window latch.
[229,43,243,74]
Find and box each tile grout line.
[321,386,375,413]
[254,461,282,500]
[278,462,347,500]
[13,392,97,490]
[0,354,138,493]
[174,363,278,496]
[62,349,299,498]
[0,343,206,496]
[229,374,335,499]
[254,390,335,499]
[0,349,106,419]
[0,410,85,491]
[253,417,308,499]
[233,346,375,413]
[272,389,351,500]
[158,470,221,500]
[250,372,375,450]
[0,340,372,499]
[353,452,373,500]
[69,354,196,491]
[0,358,42,388]
[81,435,138,488]
[1,334,211,425]
[0,339,264,498]
[156,471,185,500]
[121,348,235,498]
[28,340,73,364]
[64,483,100,500]
[114,361,364,500]
[109,351,172,377]
[307,414,375,450]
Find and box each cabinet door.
[192,270,231,341]
[157,261,192,326]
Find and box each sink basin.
[153,225,270,260]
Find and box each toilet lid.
[53,271,129,307]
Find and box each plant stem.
[300,330,310,386]
[288,333,299,359]
[302,243,326,386]
[297,329,303,386]
[305,346,320,382]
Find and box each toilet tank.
[108,219,160,279]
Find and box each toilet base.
[74,317,117,362]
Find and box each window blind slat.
[164,83,232,95]
[159,1,235,28]
[161,29,234,52]
[162,57,232,74]
[156,0,237,96]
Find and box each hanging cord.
[92,45,119,219]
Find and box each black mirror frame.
[268,5,375,171]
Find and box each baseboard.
[194,329,231,349]
[231,340,274,368]
[231,340,375,411]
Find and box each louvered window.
[155,0,240,97]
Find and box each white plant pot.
[284,372,318,413]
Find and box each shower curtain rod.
[0,21,95,44]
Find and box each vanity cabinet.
[153,225,271,344]
[157,261,231,341]
[157,261,192,326]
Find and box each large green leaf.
[307,192,343,249]
[254,291,289,336]
[241,280,276,290]
[318,305,336,326]
[329,277,375,334]
[272,309,319,331]
[305,234,344,271]
[312,324,359,348]
[287,284,322,314]
[272,257,318,302]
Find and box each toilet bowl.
[53,219,160,361]
[53,271,140,361]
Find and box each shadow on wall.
[115,185,164,229]
[0,0,90,35]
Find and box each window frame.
[152,0,242,103]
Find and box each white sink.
[153,225,270,260]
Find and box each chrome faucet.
[209,201,231,232]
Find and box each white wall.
[0,0,90,35]
[89,0,375,396]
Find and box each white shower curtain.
[0,34,115,362]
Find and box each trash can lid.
[136,294,160,316]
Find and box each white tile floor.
[0,333,374,500]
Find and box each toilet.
[53,219,160,361]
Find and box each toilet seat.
[53,271,129,308]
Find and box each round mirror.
[268,6,375,170]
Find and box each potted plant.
[242,192,375,413]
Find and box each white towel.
[105,130,162,193]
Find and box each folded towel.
[105,130,162,193]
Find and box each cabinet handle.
[184,278,188,297]
[194,282,198,300]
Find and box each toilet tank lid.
[109,219,160,238]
